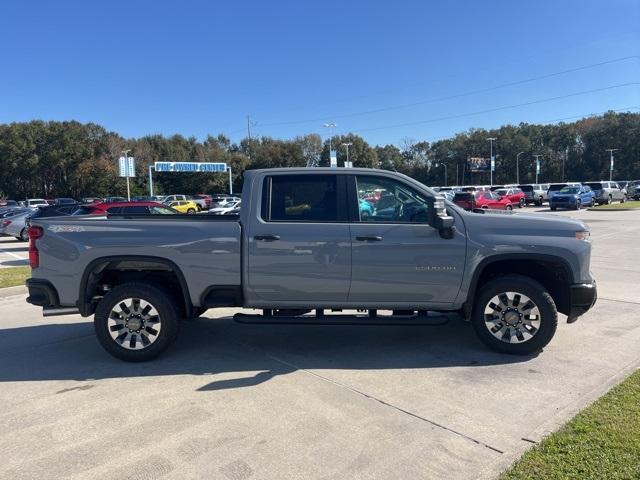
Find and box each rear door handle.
[355,235,383,242]
[254,234,281,241]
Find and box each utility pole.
[246,115,253,161]
[436,162,448,186]
[487,137,497,186]
[563,147,568,182]
[605,148,618,181]
[516,152,524,184]
[533,155,543,184]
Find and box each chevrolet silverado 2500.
[26,168,596,361]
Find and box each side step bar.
[233,310,452,326]
[43,306,80,317]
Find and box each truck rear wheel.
[471,275,557,355]
[94,282,180,362]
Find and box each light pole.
[121,149,132,201]
[323,122,337,167]
[436,162,448,186]
[533,155,543,184]
[227,166,233,195]
[341,142,353,167]
[487,137,496,186]
[605,148,618,181]
[516,152,524,185]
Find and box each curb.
[0,285,28,299]
[587,208,638,212]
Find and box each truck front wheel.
[471,275,558,355]
[94,283,180,362]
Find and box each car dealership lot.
[0,208,639,479]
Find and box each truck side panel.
[31,218,242,307]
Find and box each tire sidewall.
[94,283,180,362]
[471,275,558,355]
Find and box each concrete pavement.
[0,208,639,479]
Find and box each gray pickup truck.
[26,168,597,361]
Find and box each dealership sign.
[154,162,227,173]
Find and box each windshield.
[559,187,580,194]
[584,183,603,190]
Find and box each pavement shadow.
[0,259,28,266]
[0,316,533,390]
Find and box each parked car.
[583,181,626,205]
[0,200,18,208]
[103,196,127,203]
[166,200,199,214]
[195,194,213,209]
[72,201,172,216]
[625,180,640,200]
[26,167,597,362]
[1,208,36,240]
[210,195,240,208]
[209,200,241,215]
[188,195,208,211]
[452,192,476,210]
[53,198,77,206]
[549,185,595,210]
[494,187,526,208]
[22,198,49,208]
[518,184,547,206]
[474,191,513,210]
[547,183,581,200]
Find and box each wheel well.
[80,259,191,317]
[471,259,571,316]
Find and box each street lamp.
[121,149,132,201]
[436,162,448,186]
[323,122,337,167]
[605,148,618,181]
[341,142,353,167]
[533,155,543,184]
[516,151,524,184]
[486,137,497,186]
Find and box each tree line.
[0,111,638,199]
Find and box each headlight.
[575,231,590,240]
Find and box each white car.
[208,200,241,214]
[24,198,49,208]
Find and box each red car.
[72,201,174,216]
[474,191,513,210]
[494,187,526,208]
[196,194,213,209]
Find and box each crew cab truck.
[26,168,597,361]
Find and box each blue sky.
[1,0,638,146]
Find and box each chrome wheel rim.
[483,291,541,344]
[108,298,161,350]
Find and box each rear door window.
[263,175,343,222]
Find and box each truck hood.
[461,210,588,238]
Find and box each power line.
[256,56,639,128]
[342,82,639,134]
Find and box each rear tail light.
[1,220,11,227]
[28,226,43,268]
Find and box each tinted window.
[106,207,123,214]
[355,175,428,223]
[264,175,339,222]
[548,184,567,191]
[120,206,149,214]
[519,185,533,192]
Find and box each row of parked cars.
[434,180,636,212]
[0,193,243,241]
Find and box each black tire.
[621,195,627,204]
[519,198,525,208]
[607,195,612,205]
[535,199,542,206]
[187,208,196,214]
[190,306,208,318]
[506,204,513,211]
[574,199,581,210]
[550,206,556,211]
[19,228,28,242]
[471,274,558,355]
[94,282,180,362]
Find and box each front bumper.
[567,282,597,323]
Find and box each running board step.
[233,312,452,326]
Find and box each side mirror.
[426,195,455,239]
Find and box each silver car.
[583,181,626,205]
[0,208,36,241]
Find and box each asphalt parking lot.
[0,207,639,479]
[0,236,28,268]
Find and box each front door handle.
[254,234,281,241]
[355,235,383,242]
